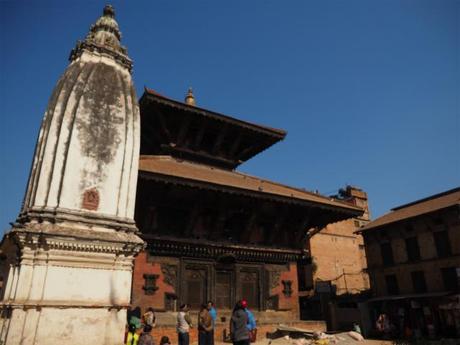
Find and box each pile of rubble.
[265,325,366,345]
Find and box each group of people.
[177,299,256,345]
[126,299,257,345]
[126,307,170,345]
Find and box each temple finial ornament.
[70,4,132,71]
[185,87,196,106]
[103,4,115,17]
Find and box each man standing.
[177,304,193,345]
[207,301,217,345]
[198,303,214,345]
[241,299,257,342]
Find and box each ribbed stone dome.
[19,5,139,231]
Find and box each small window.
[411,271,427,293]
[405,237,421,262]
[441,267,458,292]
[380,242,394,266]
[354,220,360,228]
[433,231,451,258]
[143,274,159,295]
[385,274,399,295]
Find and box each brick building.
[301,186,370,330]
[310,186,370,295]
[130,88,364,341]
[359,187,460,338]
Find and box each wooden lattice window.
[282,280,293,297]
[143,274,159,295]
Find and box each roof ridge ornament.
[69,4,133,71]
[185,87,196,106]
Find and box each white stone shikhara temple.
[0,6,144,344]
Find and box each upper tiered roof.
[139,87,286,169]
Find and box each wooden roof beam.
[176,116,192,146]
[212,124,228,155]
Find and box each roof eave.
[141,88,287,139]
[138,169,363,217]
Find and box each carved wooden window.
[143,274,159,295]
[282,280,293,297]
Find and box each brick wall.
[132,252,177,311]
[269,263,299,316]
[310,186,370,295]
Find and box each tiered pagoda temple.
[132,88,363,319]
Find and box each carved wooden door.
[240,270,259,310]
[215,271,233,310]
[183,266,207,309]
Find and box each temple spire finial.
[70,5,132,71]
[103,4,115,17]
[185,87,196,106]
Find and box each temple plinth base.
[0,223,144,345]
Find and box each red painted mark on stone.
[82,188,99,211]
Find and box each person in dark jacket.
[230,301,250,345]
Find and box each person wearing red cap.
[230,301,249,345]
[241,300,257,342]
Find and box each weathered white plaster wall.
[22,51,140,221]
[3,308,126,345]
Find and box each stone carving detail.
[282,280,293,297]
[161,264,178,287]
[82,188,99,211]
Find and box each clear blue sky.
[1,1,459,233]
